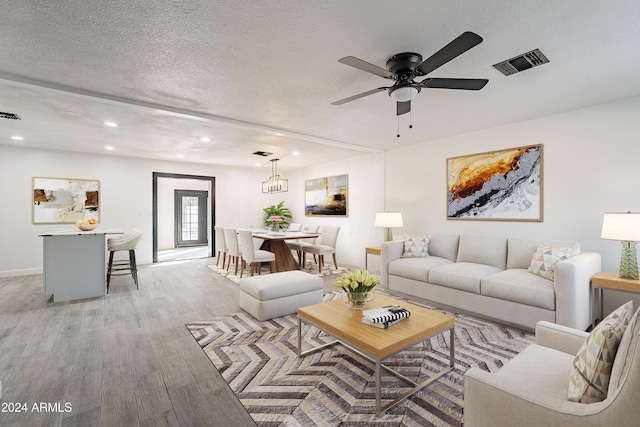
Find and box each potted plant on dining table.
[263,201,292,231]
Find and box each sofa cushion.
[507,238,581,270]
[456,235,507,269]
[389,256,452,283]
[568,301,633,403]
[401,235,430,258]
[481,269,555,310]
[429,262,502,294]
[427,234,460,261]
[478,343,575,407]
[529,244,572,280]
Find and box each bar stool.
[107,228,143,293]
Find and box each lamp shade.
[601,212,640,241]
[375,212,404,228]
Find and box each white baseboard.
[0,267,43,278]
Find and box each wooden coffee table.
[297,293,455,416]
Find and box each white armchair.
[464,313,640,426]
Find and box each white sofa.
[380,234,601,331]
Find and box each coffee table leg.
[376,358,382,415]
[297,317,302,357]
[450,328,455,367]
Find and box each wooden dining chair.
[237,229,275,278]
[223,227,242,275]
[285,225,319,268]
[301,226,340,273]
[214,226,228,268]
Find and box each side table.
[591,271,640,329]
[365,246,381,270]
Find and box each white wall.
[0,145,268,275]
[385,96,640,312]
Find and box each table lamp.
[375,212,403,242]
[601,212,640,280]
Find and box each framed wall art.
[446,144,542,221]
[33,177,100,224]
[305,174,348,217]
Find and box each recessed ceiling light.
[104,121,118,127]
[104,146,115,151]
[200,137,210,142]
[177,154,184,159]
[11,136,24,141]
[292,151,300,156]
[255,163,261,167]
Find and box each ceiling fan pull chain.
[397,116,400,138]
[409,110,413,129]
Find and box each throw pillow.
[401,235,430,258]
[528,244,572,280]
[568,301,633,403]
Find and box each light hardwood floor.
[0,257,295,427]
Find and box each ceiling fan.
[332,32,488,116]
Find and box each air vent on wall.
[252,151,273,157]
[0,111,21,120]
[493,49,549,76]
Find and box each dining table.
[251,230,320,272]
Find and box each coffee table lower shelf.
[296,317,455,417]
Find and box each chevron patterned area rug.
[207,260,348,284]
[186,294,533,426]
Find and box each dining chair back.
[237,229,275,278]
[214,226,228,268]
[288,223,302,231]
[223,228,242,275]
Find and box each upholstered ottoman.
[239,270,323,321]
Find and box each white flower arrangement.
[335,269,381,294]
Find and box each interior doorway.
[152,172,215,263]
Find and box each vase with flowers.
[262,201,292,231]
[335,269,381,309]
[267,215,282,232]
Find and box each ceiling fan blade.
[397,101,411,116]
[338,56,395,79]
[422,78,488,90]
[331,87,388,105]
[417,32,483,76]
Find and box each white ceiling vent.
[493,49,549,76]
[0,111,21,120]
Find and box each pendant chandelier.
[262,158,288,193]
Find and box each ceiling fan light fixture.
[389,86,419,102]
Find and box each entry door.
[175,190,208,247]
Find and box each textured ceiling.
[1,1,639,171]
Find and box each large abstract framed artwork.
[447,145,542,221]
[305,174,348,217]
[33,177,100,224]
